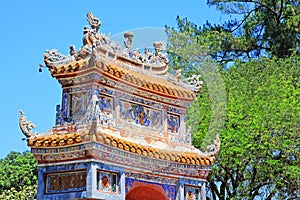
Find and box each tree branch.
[208,175,220,200]
[265,188,277,200]
[254,1,279,18]
[231,7,258,32]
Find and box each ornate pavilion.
[20,12,220,200]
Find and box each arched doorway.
[126,182,168,200]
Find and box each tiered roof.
[20,12,220,179]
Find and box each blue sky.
[0,0,229,158]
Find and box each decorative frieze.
[46,170,86,193]
[31,141,212,179]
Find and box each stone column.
[200,182,206,200]
[120,171,126,199]
[37,167,46,200]
[86,162,97,198]
[177,178,185,200]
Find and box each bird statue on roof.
[87,11,101,32]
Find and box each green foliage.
[219,56,299,199]
[0,151,37,199]
[167,0,299,66]
[167,5,300,196]
[167,30,227,150]
[190,56,300,199]
[208,0,300,58]
[0,185,37,200]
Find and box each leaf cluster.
[167,0,300,66]
[209,0,300,58]
[0,185,37,200]
[192,56,300,199]
[0,151,38,198]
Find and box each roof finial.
[123,32,134,49]
[19,110,38,138]
[183,74,203,93]
[206,134,221,156]
[87,12,101,32]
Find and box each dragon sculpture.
[87,11,101,32]
[19,110,38,138]
[183,74,204,93]
[206,134,221,156]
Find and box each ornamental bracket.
[183,74,203,93]
[206,134,220,156]
[19,110,38,138]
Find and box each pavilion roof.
[27,129,218,166]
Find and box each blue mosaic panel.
[55,104,64,125]
[62,92,68,118]
[98,85,116,95]
[167,106,182,114]
[69,91,88,117]
[118,93,164,109]
[162,184,176,200]
[87,88,93,105]
[97,93,114,113]
[46,170,86,193]
[119,99,162,128]
[167,113,180,133]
